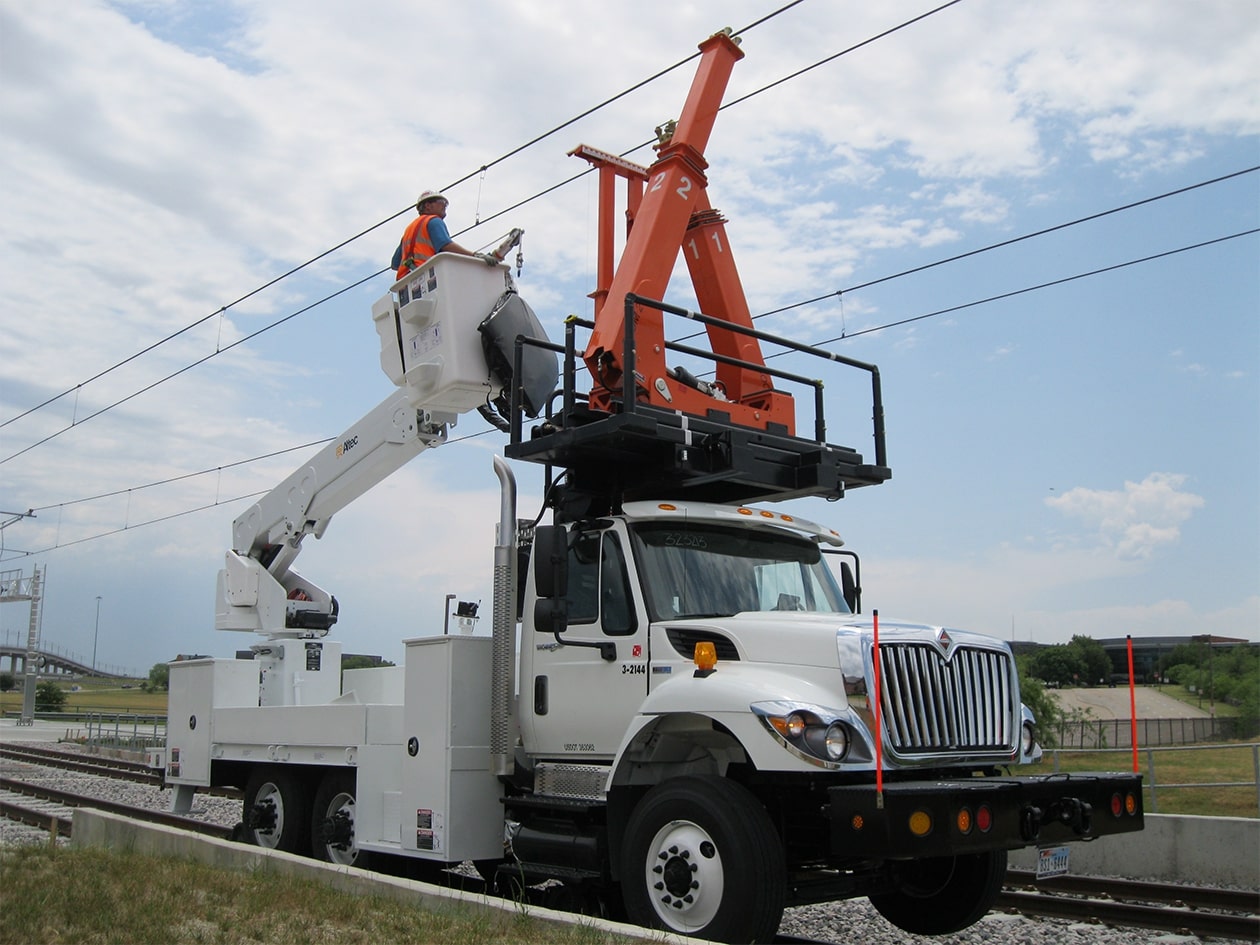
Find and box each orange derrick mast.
[574,28,796,435]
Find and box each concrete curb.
[70,808,701,944]
[69,808,1260,939]
[1008,814,1258,887]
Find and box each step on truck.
[158,28,1144,943]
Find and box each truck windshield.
[628,522,851,620]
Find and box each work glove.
[476,252,499,266]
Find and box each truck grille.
[876,643,1016,754]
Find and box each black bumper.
[827,771,1144,859]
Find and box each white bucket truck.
[161,30,1143,943]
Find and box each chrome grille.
[876,644,1015,754]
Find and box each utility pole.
[93,595,102,675]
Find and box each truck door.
[526,527,648,760]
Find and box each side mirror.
[532,525,568,598]
[533,597,568,636]
[840,561,858,614]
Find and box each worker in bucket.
[392,190,496,278]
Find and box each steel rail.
[998,871,1259,942]
[0,744,241,798]
[0,743,154,772]
[0,779,234,840]
[1005,868,1259,912]
[0,745,163,784]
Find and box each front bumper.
[827,772,1144,859]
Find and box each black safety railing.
[507,291,887,472]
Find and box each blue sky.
[1,0,1256,675]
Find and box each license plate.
[1036,844,1071,879]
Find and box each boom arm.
[216,391,450,636]
[217,251,554,638]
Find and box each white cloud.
[1045,473,1205,560]
[0,1,1254,669]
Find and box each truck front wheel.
[621,776,785,944]
[868,849,1008,935]
[242,768,311,856]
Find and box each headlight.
[1021,721,1037,756]
[824,722,848,761]
[754,702,852,767]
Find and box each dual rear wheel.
[241,767,359,866]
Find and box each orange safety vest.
[395,215,442,279]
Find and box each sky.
[0,0,1256,676]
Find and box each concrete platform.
[0,717,81,743]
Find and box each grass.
[0,678,167,716]
[1045,740,1259,818]
[0,845,649,945]
[1154,683,1242,717]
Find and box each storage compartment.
[400,635,502,861]
[165,658,258,785]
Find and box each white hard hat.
[416,190,447,209]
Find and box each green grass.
[1153,683,1242,717]
[0,845,648,945]
[1,679,167,716]
[1045,740,1259,818]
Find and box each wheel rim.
[249,782,284,848]
[643,818,724,932]
[319,791,357,866]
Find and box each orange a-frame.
[573,29,796,435]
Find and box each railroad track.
[0,744,240,797]
[0,779,233,841]
[999,869,1259,942]
[3,745,1255,942]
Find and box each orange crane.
[573,29,796,435]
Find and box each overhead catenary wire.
[5,224,1253,561]
[0,0,812,435]
[0,0,968,466]
[4,158,1252,469]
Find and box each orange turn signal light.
[956,807,973,835]
[908,810,933,837]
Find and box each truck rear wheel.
[620,776,784,944]
[869,849,1008,935]
[310,770,358,866]
[242,768,311,856]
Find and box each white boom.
[215,252,542,639]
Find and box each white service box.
[253,638,341,707]
[400,635,502,861]
[372,254,513,414]
[165,657,258,785]
[342,665,405,705]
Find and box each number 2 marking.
[649,173,693,201]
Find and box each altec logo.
[336,435,359,458]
